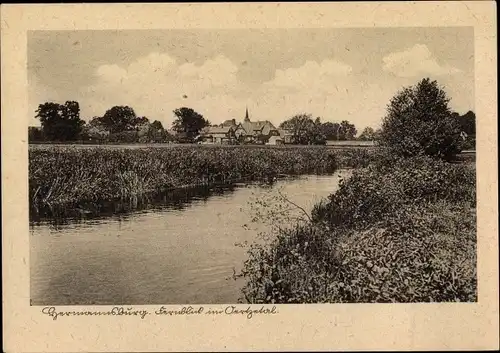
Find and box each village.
[194,108,293,145]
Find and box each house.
[235,107,279,144]
[198,126,236,144]
[219,119,238,128]
[278,129,294,144]
[267,135,284,145]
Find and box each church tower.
[244,106,250,122]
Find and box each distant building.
[200,107,279,145]
[267,135,284,145]
[219,119,238,128]
[326,140,376,147]
[166,129,178,136]
[278,129,294,144]
[198,126,236,144]
[234,107,279,144]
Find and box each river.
[30,171,348,305]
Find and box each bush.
[240,156,477,303]
[312,155,475,230]
[380,78,464,161]
[241,202,476,303]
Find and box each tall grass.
[29,145,374,207]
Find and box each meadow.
[29,144,374,208]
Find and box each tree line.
[28,102,363,145]
[29,104,210,144]
[29,79,476,149]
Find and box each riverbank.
[29,145,374,208]
[239,154,476,303]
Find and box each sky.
[28,27,474,131]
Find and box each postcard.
[2,2,498,351]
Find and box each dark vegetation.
[29,146,374,208]
[238,78,477,303]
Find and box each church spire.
[244,106,250,122]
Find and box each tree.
[358,127,376,141]
[151,120,165,131]
[28,126,44,142]
[35,101,85,141]
[321,122,341,141]
[83,118,109,142]
[452,110,476,150]
[172,107,209,142]
[280,114,315,144]
[95,106,146,134]
[380,78,463,160]
[307,117,326,145]
[452,110,476,136]
[339,120,357,140]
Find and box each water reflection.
[29,181,279,228]
[30,173,347,305]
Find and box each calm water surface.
[30,172,348,305]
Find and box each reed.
[29,145,375,207]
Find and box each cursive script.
[42,306,149,321]
[41,305,278,320]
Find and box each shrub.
[240,156,476,303]
[312,155,476,230]
[380,78,464,161]
[241,201,476,303]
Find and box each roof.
[240,120,277,136]
[220,119,237,127]
[201,126,233,135]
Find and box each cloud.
[382,44,462,78]
[253,59,394,129]
[31,49,468,132]
[266,59,353,90]
[76,54,390,131]
[77,52,241,125]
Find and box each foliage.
[452,110,476,150]
[279,115,358,144]
[240,155,476,303]
[452,110,476,136]
[107,131,139,144]
[151,120,165,131]
[172,107,210,142]
[312,155,475,230]
[358,127,377,141]
[321,122,340,140]
[35,101,85,141]
[279,114,317,145]
[29,146,372,207]
[380,78,463,161]
[28,126,44,142]
[90,106,148,134]
[338,120,357,140]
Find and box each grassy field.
[29,144,375,208]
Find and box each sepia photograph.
[28,27,477,305]
[2,2,497,352]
